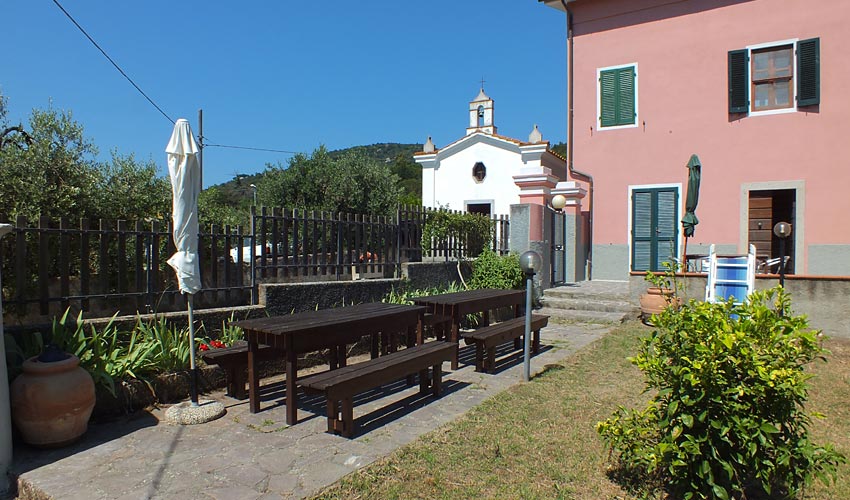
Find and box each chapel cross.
[480,77,486,90]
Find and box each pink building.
[541,0,848,281]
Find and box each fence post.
[335,213,343,281]
[134,220,145,312]
[38,216,49,315]
[250,205,257,305]
[14,216,26,315]
[80,218,91,312]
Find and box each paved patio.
[10,321,612,500]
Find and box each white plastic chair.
[705,244,756,305]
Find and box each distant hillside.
[328,143,421,164]
[211,143,423,208]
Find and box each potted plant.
[10,343,95,447]
[639,262,682,323]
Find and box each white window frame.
[596,62,639,131]
[746,38,799,117]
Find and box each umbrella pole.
[188,294,199,406]
[681,233,689,272]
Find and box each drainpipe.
[560,0,594,280]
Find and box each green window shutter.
[655,189,678,270]
[617,67,636,125]
[600,69,617,127]
[728,49,748,113]
[632,188,679,272]
[797,37,820,106]
[600,67,636,127]
[632,191,652,271]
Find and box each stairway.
[538,281,639,324]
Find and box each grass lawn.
[310,321,850,500]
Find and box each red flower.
[199,343,210,351]
[210,340,226,349]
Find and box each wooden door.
[748,193,773,261]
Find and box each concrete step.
[543,285,631,302]
[539,296,638,314]
[537,307,636,325]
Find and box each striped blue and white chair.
[705,244,756,305]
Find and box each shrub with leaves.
[420,208,493,257]
[468,250,523,290]
[135,316,198,374]
[597,287,844,499]
[50,310,157,396]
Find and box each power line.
[204,143,299,154]
[51,0,175,124]
[51,0,302,158]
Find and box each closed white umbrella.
[166,118,202,405]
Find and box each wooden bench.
[300,341,455,437]
[422,312,451,340]
[200,341,283,400]
[461,315,549,373]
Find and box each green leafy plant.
[421,208,493,256]
[597,287,845,499]
[468,250,523,290]
[216,312,245,346]
[644,260,680,293]
[381,282,467,305]
[50,310,157,396]
[136,316,198,374]
[4,330,44,381]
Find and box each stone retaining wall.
[629,274,850,339]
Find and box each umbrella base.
[164,400,226,425]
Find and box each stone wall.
[629,274,850,339]
[401,261,471,290]
[261,279,402,316]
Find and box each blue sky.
[3,1,567,188]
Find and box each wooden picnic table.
[232,302,425,425]
[413,288,525,369]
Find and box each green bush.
[421,209,493,256]
[597,287,845,499]
[468,250,523,290]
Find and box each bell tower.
[467,86,496,135]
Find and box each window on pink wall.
[751,45,793,111]
[728,38,820,115]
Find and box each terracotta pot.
[10,353,96,448]
[639,287,680,320]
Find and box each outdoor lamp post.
[773,222,792,287]
[519,250,542,382]
[250,184,258,207]
[551,195,566,285]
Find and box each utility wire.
[51,0,175,124]
[204,143,299,154]
[51,0,302,157]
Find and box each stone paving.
[10,321,612,500]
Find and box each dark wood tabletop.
[232,302,425,423]
[413,288,525,369]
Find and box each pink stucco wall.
[568,0,850,274]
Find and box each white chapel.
[414,88,577,217]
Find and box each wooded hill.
[213,142,423,208]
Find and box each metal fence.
[0,206,509,320]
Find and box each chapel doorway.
[466,203,492,217]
